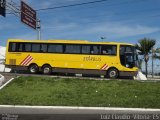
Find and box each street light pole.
[152,48,154,78]
[36,19,41,40]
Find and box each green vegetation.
[135,38,156,77]
[0,76,160,108]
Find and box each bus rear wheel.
[42,65,52,75]
[108,68,119,79]
[29,64,39,74]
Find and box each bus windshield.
[120,45,138,68]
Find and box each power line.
[35,0,156,21]
[63,7,160,22]
[36,0,147,12]
[36,0,108,11]
[6,0,149,15]
[4,0,160,30]
[42,13,160,30]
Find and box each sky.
[0,0,160,73]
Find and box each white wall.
[0,46,11,72]
[0,46,6,60]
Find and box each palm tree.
[135,38,156,77]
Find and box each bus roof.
[7,39,134,46]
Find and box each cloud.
[75,21,160,39]
[43,20,160,40]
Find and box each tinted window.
[48,44,63,53]
[65,44,81,54]
[24,43,31,52]
[82,45,90,54]
[101,45,117,55]
[126,46,132,52]
[91,45,100,54]
[18,43,23,52]
[120,46,125,55]
[41,44,47,52]
[9,42,16,52]
[32,44,40,52]
[120,45,134,55]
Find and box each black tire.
[108,68,119,79]
[42,65,52,75]
[29,64,39,74]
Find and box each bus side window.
[32,43,40,52]
[24,43,31,52]
[111,46,117,55]
[9,42,16,52]
[48,44,63,53]
[82,45,90,54]
[101,45,109,55]
[18,43,23,52]
[65,44,81,54]
[101,45,117,55]
[91,45,99,54]
[41,44,47,53]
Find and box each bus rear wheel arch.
[28,63,39,74]
[107,67,119,79]
[42,64,52,75]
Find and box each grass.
[0,76,160,108]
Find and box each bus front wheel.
[42,65,52,75]
[108,68,119,79]
[29,64,39,74]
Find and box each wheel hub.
[30,67,36,73]
[44,68,50,73]
[110,71,116,77]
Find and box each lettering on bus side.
[83,56,101,62]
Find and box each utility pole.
[2,0,40,40]
[36,19,41,40]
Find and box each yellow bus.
[5,39,139,78]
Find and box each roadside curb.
[0,105,160,111]
[0,78,14,90]
[0,74,5,86]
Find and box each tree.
[135,38,156,77]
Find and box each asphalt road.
[0,106,160,114]
[0,72,111,81]
[0,106,160,120]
